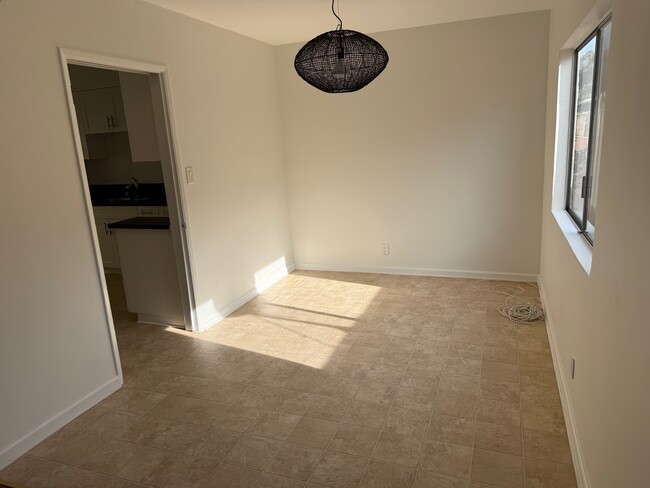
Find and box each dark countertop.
[108,217,170,230]
[89,183,167,207]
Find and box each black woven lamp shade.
[294,29,389,93]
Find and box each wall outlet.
[381,243,390,255]
[571,357,576,379]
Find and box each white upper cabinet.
[69,66,127,134]
[81,87,127,134]
[68,65,160,162]
[119,72,161,162]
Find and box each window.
[566,16,612,244]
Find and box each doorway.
[59,49,198,348]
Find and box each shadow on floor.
[0,270,576,488]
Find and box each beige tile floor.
[1,271,577,488]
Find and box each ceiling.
[140,0,555,45]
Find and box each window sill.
[552,209,593,275]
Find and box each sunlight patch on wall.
[254,256,290,293]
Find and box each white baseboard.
[538,277,590,488]
[294,262,538,282]
[198,287,258,333]
[137,313,185,328]
[255,260,294,293]
[198,263,295,333]
[0,376,122,470]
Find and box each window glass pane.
[568,37,597,223]
[586,20,612,238]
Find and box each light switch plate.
[185,166,194,184]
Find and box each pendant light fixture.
[294,0,389,93]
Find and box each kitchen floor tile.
[420,440,472,480]
[341,400,390,429]
[371,431,423,467]
[470,449,523,488]
[287,417,339,449]
[305,395,352,423]
[427,414,474,447]
[153,455,217,488]
[248,411,301,441]
[473,422,522,456]
[359,460,416,488]
[523,428,573,465]
[328,423,381,458]
[184,428,241,461]
[224,435,283,471]
[202,463,260,488]
[267,442,323,480]
[413,470,469,487]
[524,458,577,488]
[309,451,368,488]
[115,446,178,485]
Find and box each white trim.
[294,263,538,282]
[199,263,295,332]
[549,3,612,277]
[561,2,613,51]
[59,47,199,332]
[0,376,121,470]
[199,287,259,333]
[57,48,123,381]
[58,48,167,74]
[254,258,293,293]
[538,277,590,488]
[149,71,200,331]
[552,210,593,274]
[137,314,185,328]
[60,47,198,332]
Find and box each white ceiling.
[140,0,555,46]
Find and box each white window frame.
[550,6,613,274]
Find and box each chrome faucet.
[126,177,140,197]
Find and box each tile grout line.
[235,280,352,483]
[304,288,398,487]
[468,292,489,485]
[358,287,436,487]
[167,347,291,487]
[517,320,528,488]
[411,283,460,484]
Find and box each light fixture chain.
[331,0,343,30]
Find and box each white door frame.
[58,48,200,377]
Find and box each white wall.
[0,0,292,465]
[276,12,550,280]
[539,0,650,486]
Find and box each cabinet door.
[108,228,121,269]
[83,87,128,134]
[95,220,118,268]
[83,88,116,134]
[109,87,127,132]
[93,208,137,269]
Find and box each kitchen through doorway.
[61,50,197,341]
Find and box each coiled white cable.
[473,280,545,323]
